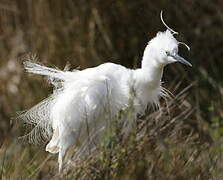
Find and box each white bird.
[19,11,192,171]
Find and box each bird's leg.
[58,130,76,171]
[58,148,65,172]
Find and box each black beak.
[170,54,192,67]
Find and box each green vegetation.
[0,0,222,179]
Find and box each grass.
[1,84,222,179]
[58,85,223,180]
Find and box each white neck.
[138,45,164,87]
[132,45,164,110]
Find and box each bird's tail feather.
[23,61,75,81]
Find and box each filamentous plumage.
[18,11,192,171]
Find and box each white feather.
[19,18,191,170]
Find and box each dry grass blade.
[50,84,223,180]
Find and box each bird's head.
[142,11,192,68]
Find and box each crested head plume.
[160,11,191,51]
[160,11,178,35]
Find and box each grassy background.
[0,0,222,179]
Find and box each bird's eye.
[165,51,170,56]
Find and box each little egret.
[19,11,192,171]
